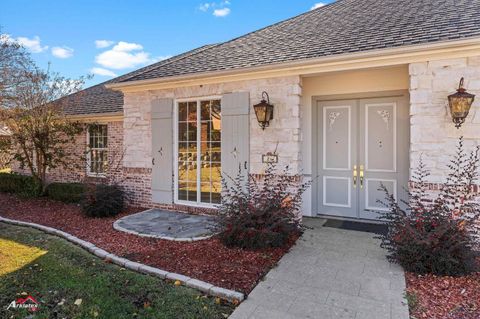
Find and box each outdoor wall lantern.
[253,91,274,130]
[448,77,475,129]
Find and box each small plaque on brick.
[262,153,278,163]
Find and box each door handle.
[353,165,357,188]
[360,165,364,189]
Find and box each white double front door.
[316,94,409,220]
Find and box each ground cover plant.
[0,223,233,319]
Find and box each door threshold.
[322,218,388,235]
[316,214,385,225]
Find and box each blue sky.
[1,1,332,87]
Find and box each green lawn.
[0,223,234,319]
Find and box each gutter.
[105,37,480,91]
[67,111,123,122]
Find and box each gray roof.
[115,0,480,83]
[66,0,480,115]
[63,45,215,115]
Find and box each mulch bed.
[0,193,297,294]
[406,269,480,319]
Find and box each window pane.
[211,182,221,204]
[89,150,96,173]
[178,181,188,201]
[178,143,188,161]
[200,162,211,182]
[187,102,197,122]
[200,182,211,203]
[178,102,188,121]
[186,162,197,182]
[178,161,187,181]
[88,124,108,175]
[211,164,221,183]
[200,101,210,121]
[188,123,197,141]
[178,123,188,141]
[187,182,197,201]
[211,122,221,142]
[200,121,210,142]
[176,99,221,204]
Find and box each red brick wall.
[12,121,216,214]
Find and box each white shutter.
[151,98,174,204]
[221,92,250,188]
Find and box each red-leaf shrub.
[217,164,311,249]
[378,137,480,276]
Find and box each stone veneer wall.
[409,56,480,200]
[123,75,303,175]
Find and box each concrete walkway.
[230,218,409,319]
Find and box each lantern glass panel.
[254,104,268,122]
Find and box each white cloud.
[213,7,230,17]
[51,46,74,58]
[199,3,211,11]
[90,67,117,77]
[94,41,152,70]
[310,2,326,10]
[95,40,114,48]
[15,35,48,53]
[112,41,143,52]
[154,55,173,62]
[199,1,231,17]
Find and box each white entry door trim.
[364,178,397,212]
[365,102,397,173]
[322,105,352,171]
[313,91,409,220]
[322,176,352,208]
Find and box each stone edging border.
[0,216,244,302]
[112,209,216,242]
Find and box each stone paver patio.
[230,218,409,319]
[113,209,217,241]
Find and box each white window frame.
[86,124,108,178]
[174,96,222,208]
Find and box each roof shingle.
[66,0,480,115]
[116,0,480,83]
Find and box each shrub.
[0,172,41,197]
[82,184,124,218]
[378,137,480,276]
[46,182,86,203]
[216,164,311,249]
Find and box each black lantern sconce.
[253,91,274,130]
[448,77,475,129]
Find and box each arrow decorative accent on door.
[231,147,239,159]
